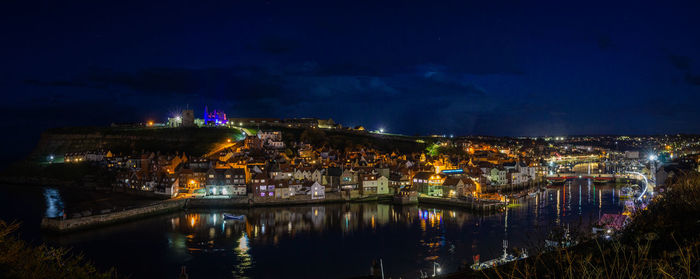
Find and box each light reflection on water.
[157,181,623,278]
[29,180,627,278]
[43,188,64,218]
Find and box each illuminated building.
[203,106,227,125]
[412,171,445,196]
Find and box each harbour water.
[0,179,625,278]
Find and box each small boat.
[471,240,527,271]
[223,213,245,220]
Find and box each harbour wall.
[40,199,187,232]
[418,196,504,212]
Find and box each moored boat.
[471,240,527,271]
[223,213,245,220]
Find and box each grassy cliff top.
[32,126,244,159]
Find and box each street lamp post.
[432,262,441,277]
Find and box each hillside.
[25,125,430,164]
[28,126,243,161]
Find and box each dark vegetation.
[0,220,117,279]
[33,126,243,159]
[276,126,428,154]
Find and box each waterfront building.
[389,172,410,193]
[310,182,325,199]
[204,168,246,196]
[154,173,179,197]
[441,177,462,198]
[273,181,294,199]
[412,172,445,196]
[340,169,359,190]
[361,174,389,194]
[251,173,275,198]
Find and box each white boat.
[471,240,528,271]
[223,213,245,220]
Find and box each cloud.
[19,61,514,135]
[669,54,692,71]
[685,73,700,86]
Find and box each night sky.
[2,1,700,162]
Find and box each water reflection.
[33,180,626,278]
[43,188,64,218]
[234,232,252,278]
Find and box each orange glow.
[147,121,154,126]
[189,215,199,228]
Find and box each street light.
[432,262,441,277]
[379,128,384,133]
[648,154,657,161]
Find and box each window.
[208,174,214,178]
[225,174,231,178]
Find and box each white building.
[361,175,390,194]
[310,182,325,200]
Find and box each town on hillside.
[53,108,700,207]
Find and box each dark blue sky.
[2,1,700,161]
